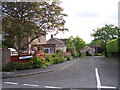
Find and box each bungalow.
[47,35,68,53]
[80,46,95,55]
[21,33,68,54]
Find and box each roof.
[47,38,68,44]
[60,39,68,44]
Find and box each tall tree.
[89,40,105,48]
[2,1,68,50]
[67,36,85,52]
[91,24,119,42]
[91,24,119,56]
[66,36,76,52]
[73,36,85,51]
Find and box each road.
[2,56,118,90]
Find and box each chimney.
[51,34,53,39]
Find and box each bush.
[86,51,92,56]
[78,51,81,57]
[46,54,55,65]
[93,53,102,56]
[32,56,46,69]
[106,38,119,53]
[53,57,65,64]
[56,49,63,54]
[2,62,33,71]
[106,38,119,57]
[67,56,73,61]
[72,51,79,58]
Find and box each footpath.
[1,58,82,79]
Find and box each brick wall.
[47,39,67,52]
[21,34,46,50]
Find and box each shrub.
[86,51,92,56]
[32,56,46,69]
[56,49,63,54]
[93,53,102,56]
[53,57,65,64]
[2,62,18,71]
[46,54,55,65]
[106,38,119,57]
[72,51,79,58]
[2,62,33,71]
[67,56,73,61]
[106,38,119,53]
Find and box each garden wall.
[2,48,10,67]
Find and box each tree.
[66,36,76,52]
[89,40,105,48]
[91,24,119,56]
[2,1,68,51]
[67,36,85,52]
[67,36,85,57]
[73,36,85,51]
[91,24,119,42]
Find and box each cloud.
[47,0,119,43]
[75,12,99,18]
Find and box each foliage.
[2,39,14,48]
[93,53,102,56]
[32,56,46,69]
[46,54,54,64]
[3,52,77,71]
[73,36,86,50]
[72,51,79,58]
[63,53,73,60]
[88,40,105,48]
[56,48,63,53]
[67,36,85,56]
[2,1,68,50]
[106,38,119,53]
[91,24,119,57]
[86,51,92,56]
[91,24,119,42]
[2,62,33,71]
[67,36,76,52]
[53,57,65,64]
[66,56,73,61]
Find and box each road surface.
[2,56,118,89]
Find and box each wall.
[21,34,46,50]
[2,48,10,67]
[47,38,67,52]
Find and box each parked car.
[8,48,18,56]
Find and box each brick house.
[33,44,55,54]
[21,33,46,50]
[21,34,68,54]
[47,35,68,53]
[80,46,95,55]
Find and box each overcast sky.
[46,0,119,44]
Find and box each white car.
[8,48,18,56]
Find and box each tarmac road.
[2,56,118,90]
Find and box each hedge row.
[106,38,120,53]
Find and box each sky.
[46,0,119,44]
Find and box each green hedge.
[106,38,120,53]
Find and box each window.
[44,48,54,54]
[44,48,50,53]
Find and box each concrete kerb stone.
[2,58,81,79]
